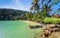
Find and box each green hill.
[0,8,28,20]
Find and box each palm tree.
[30,0,40,13]
[30,0,60,21]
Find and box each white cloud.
[0,5,25,10]
[15,0,20,5]
[0,0,30,11]
[0,5,13,9]
[14,0,30,11]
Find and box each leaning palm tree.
[30,0,40,13]
[30,0,60,20]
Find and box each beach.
[24,20,40,25]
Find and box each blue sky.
[0,0,32,11]
[0,0,60,12]
[50,2,60,14]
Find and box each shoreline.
[24,20,40,25]
[24,20,56,27]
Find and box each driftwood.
[29,25,42,29]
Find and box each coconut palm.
[30,0,40,13]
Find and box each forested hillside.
[0,9,27,20]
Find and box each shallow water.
[0,20,34,38]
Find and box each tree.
[30,0,40,13]
[57,8,60,12]
[41,4,50,17]
[30,0,60,22]
[25,12,32,20]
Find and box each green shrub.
[44,17,60,24]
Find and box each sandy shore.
[24,20,56,26]
[24,20,40,25]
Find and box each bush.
[44,17,60,24]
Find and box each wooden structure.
[52,14,60,18]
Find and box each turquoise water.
[0,21,33,38]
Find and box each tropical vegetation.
[26,0,60,23]
[0,0,60,24]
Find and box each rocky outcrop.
[38,24,60,38]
